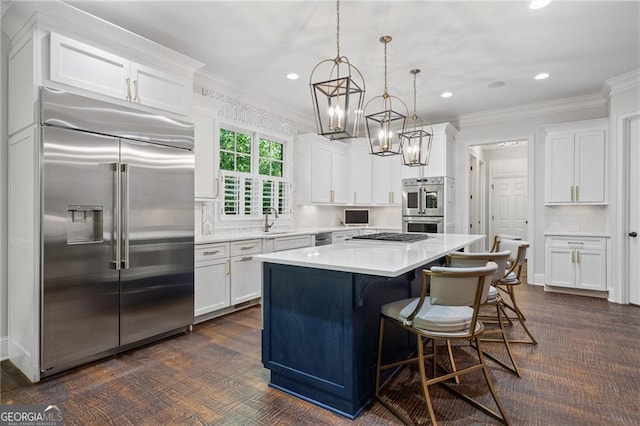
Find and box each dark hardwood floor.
[2,283,640,425]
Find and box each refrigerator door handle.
[111,163,122,270]
[121,163,130,269]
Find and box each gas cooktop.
[351,232,430,243]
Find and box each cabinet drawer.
[545,236,606,250]
[230,239,263,256]
[195,243,229,263]
[273,235,312,252]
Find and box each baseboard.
[533,273,545,286]
[1,336,8,361]
[544,284,609,299]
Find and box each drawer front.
[546,236,606,250]
[230,239,263,256]
[273,235,312,252]
[195,243,229,263]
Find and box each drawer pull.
[203,250,220,255]
[576,251,581,263]
[568,241,584,245]
[240,245,255,250]
[241,256,253,261]
[571,250,575,263]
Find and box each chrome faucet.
[264,207,279,232]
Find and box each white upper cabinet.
[544,119,607,204]
[49,32,192,116]
[296,133,349,205]
[192,111,218,199]
[347,139,373,205]
[372,155,402,205]
[399,122,458,179]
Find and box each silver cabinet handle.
[133,80,139,102]
[240,256,253,261]
[203,250,220,255]
[227,259,231,275]
[571,250,575,263]
[125,78,131,101]
[576,186,579,202]
[577,250,581,263]
[240,245,255,250]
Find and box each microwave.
[344,209,370,226]
[402,177,444,217]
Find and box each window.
[219,127,291,218]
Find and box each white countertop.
[255,233,484,277]
[544,231,610,237]
[195,226,401,245]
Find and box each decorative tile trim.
[198,86,299,137]
[201,201,215,235]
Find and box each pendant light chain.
[336,0,340,59]
[412,71,418,118]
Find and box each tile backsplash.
[545,205,608,233]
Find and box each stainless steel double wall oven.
[402,177,445,233]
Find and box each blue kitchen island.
[256,233,483,419]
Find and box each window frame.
[217,121,292,222]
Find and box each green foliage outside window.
[220,129,251,173]
[259,138,283,177]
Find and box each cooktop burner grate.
[351,232,430,243]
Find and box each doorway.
[468,141,528,250]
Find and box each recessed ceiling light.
[286,73,299,80]
[488,81,506,89]
[441,91,453,98]
[529,0,552,10]
[534,72,550,80]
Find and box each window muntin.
[259,138,283,177]
[220,129,252,173]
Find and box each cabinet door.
[372,156,401,205]
[575,130,605,203]
[575,250,606,291]
[50,32,129,101]
[331,150,348,204]
[230,256,262,304]
[545,134,575,203]
[130,63,192,116]
[193,113,217,199]
[195,259,230,317]
[423,134,445,178]
[546,248,574,287]
[348,142,373,205]
[311,144,332,203]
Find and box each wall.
[454,98,608,284]
[1,29,8,358]
[296,205,402,229]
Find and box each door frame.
[460,134,535,285]
[616,111,640,304]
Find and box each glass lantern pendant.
[310,0,365,140]
[364,36,408,157]
[399,69,433,167]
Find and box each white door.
[629,116,640,304]
[492,177,528,240]
[469,152,479,234]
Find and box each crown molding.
[604,68,640,96]
[458,92,607,128]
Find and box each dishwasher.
[314,232,332,246]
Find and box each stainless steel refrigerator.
[40,87,194,377]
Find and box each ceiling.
[32,1,640,127]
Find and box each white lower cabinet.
[545,235,607,291]
[332,229,362,243]
[194,243,230,320]
[230,239,263,305]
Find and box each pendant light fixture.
[310,0,365,140]
[399,69,433,167]
[364,36,408,157]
